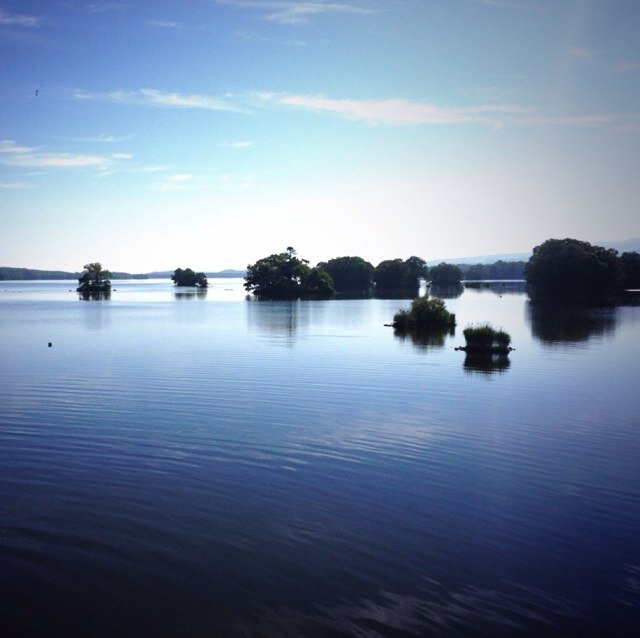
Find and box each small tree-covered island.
[244,247,334,298]
[457,324,513,355]
[171,268,208,288]
[77,262,111,297]
[392,297,456,331]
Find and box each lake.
[1,279,639,637]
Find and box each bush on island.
[460,324,512,354]
[393,297,456,331]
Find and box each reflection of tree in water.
[429,283,464,299]
[174,289,208,300]
[374,287,420,300]
[394,326,453,349]
[527,302,617,344]
[245,299,311,344]
[463,281,526,296]
[463,353,511,375]
[78,290,111,301]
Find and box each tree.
[317,256,374,291]
[405,256,429,286]
[77,262,111,293]
[374,256,427,291]
[525,238,623,302]
[430,262,463,286]
[620,251,640,289]
[171,268,208,287]
[244,247,335,298]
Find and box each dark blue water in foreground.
[1,280,639,637]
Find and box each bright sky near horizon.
[1,0,639,272]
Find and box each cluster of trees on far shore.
[525,238,640,302]
[242,240,639,302]
[72,237,640,304]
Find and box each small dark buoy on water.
[48,342,52,347]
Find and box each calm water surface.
[1,280,639,637]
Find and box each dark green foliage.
[77,262,111,293]
[244,247,335,298]
[463,324,511,349]
[317,256,374,291]
[525,238,623,302]
[393,297,456,330]
[375,256,427,291]
[620,251,640,289]
[462,261,526,280]
[430,262,464,286]
[171,268,208,287]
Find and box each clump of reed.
[462,324,512,351]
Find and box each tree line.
[73,238,640,303]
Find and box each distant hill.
[0,267,148,281]
[429,237,640,266]
[0,267,247,281]
[146,269,247,279]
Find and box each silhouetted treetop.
[317,256,375,292]
[375,256,427,292]
[244,247,334,298]
[430,262,463,286]
[171,268,208,287]
[525,238,623,302]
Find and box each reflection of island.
[174,289,208,300]
[526,302,617,344]
[463,353,511,374]
[246,299,312,344]
[394,326,454,349]
[463,281,526,295]
[429,283,464,299]
[78,290,111,301]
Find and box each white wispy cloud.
[86,3,127,14]
[218,1,378,25]
[473,0,531,8]
[568,47,593,59]
[271,94,535,125]
[0,181,33,189]
[73,88,242,111]
[151,173,198,192]
[149,20,181,29]
[615,60,640,74]
[0,140,35,154]
[112,152,133,159]
[0,139,132,169]
[0,8,42,26]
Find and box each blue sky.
[1,0,639,272]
